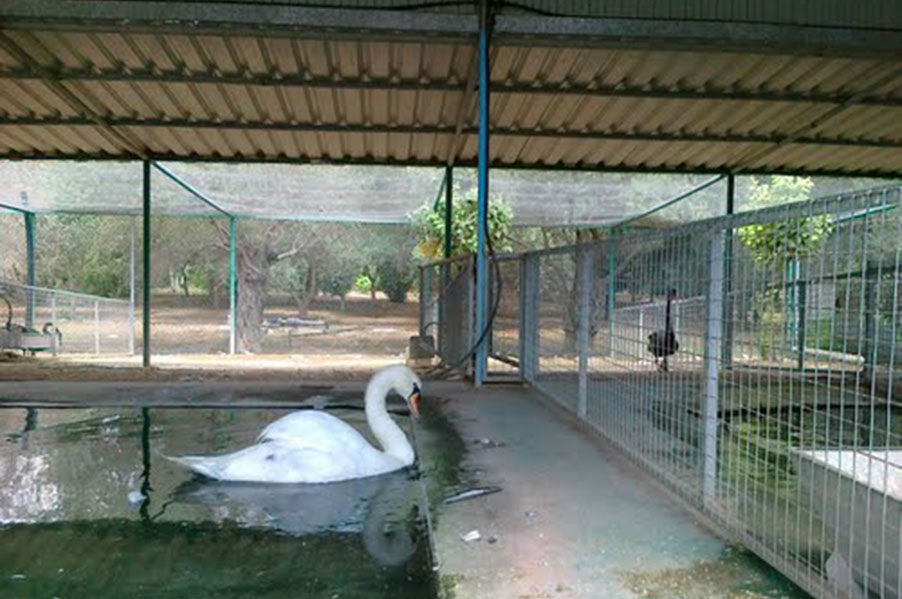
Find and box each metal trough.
[794,449,902,599]
[0,328,56,353]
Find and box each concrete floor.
[424,383,806,599]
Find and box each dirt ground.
[0,293,424,382]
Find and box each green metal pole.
[444,166,453,259]
[607,237,616,358]
[142,160,151,368]
[24,209,36,328]
[722,173,735,367]
[229,217,237,354]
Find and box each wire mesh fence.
[487,255,521,373]
[430,183,901,599]
[2,210,423,362]
[425,256,473,372]
[0,280,132,355]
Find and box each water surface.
[0,405,436,599]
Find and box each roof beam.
[732,64,902,170]
[0,31,146,158]
[1,1,898,56]
[0,1,477,42]
[4,67,900,108]
[6,151,901,179]
[3,115,899,150]
[494,15,902,57]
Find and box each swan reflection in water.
[171,469,421,567]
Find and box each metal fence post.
[722,174,735,367]
[439,262,448,360]
[419,265,432,337]
[703,230,725,508]
[93,299,100,355]
[142,160,151,368]
[607,240,616,358]
[50,292,58,356]
[24,206,36,329]
[520,254,539,381]
[128,216,136,356]
[473,0,492,386]
[466,255,475,380]
[797,271,807,370]
[577,247,591,420]
[229,217,237,355]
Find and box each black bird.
[647,288,679,372]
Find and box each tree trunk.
[293,261,317,317]
[236,267,267,353]
[179,264,190,297]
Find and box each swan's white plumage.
[168,365,421,484]
[256,410,371,453]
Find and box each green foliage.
[412,191,513,260]
[354,274,373,293]
[318,257,358,299]
[37,215,132,298]
[374,259,413,303]
[268,258,310,295]
[359,225,418,303]
[737,176,834,265]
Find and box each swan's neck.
[365,376,415,466]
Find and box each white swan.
[168,365,422,483]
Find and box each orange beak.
[408,390,421,419]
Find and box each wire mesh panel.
[487,255,522,374]
[436,257,474,372]
[0,281,131,355]
[148,215,229,355]
[715,186,902,599]
[501,184,901,599]
[532,250,580,412]
[0,211,25,282]
[582,229,711,498]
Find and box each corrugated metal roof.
[511,0,902,30]
[0,2,900,176]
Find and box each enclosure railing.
[418,255,474,375]
[0,280,133,355]
[423,183,902,599]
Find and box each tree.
[736,176,833,359]
[363,225,419,304]
[412,191,513,260]
[737,176,833,265]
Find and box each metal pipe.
[607,240,616,358]
[474,0,491,386]
[229,216,237,354]
[93,299,100,354]
[128,216,136,355]
[577,247,591,419]
[23,204,35,328]
[142,160,151,368]
[151,162,232,218]
[613,174,726,231]
[444,165,453,259]
[703,232,724,507]
[722,173,735,366]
